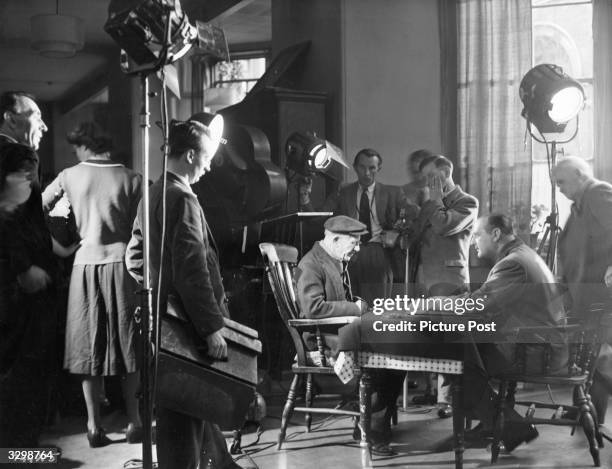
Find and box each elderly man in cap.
[296,215,369,361]
[296,215,404,454]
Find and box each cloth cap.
[324,215,368,236]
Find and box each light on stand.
[190,112,225,156]
[285,132,349,177]
[519,63,586,272]
[519,63,585,134]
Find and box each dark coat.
[468,238,567,373]
[415,185,478,293]
[295,242,361,356]
[558,178,612,316]
[125,172,226,340]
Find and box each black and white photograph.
[1,0,611,468]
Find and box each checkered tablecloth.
[334,351,464,384]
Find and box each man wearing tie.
[299,149,403,305]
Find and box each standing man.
[411,154,478,412]
[554,156,612,432]
[0,91,56,449]
[299,148,403,305]
[125,120,247,469]
[415,154,478,296]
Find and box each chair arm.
[288,317,360,328]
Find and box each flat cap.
[324,215,368,236]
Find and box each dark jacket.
[295,242,361,356]
[125,172,225,340]
[415,185,478,293]
[558,178,612,316]
[468,238,567,373]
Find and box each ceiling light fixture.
[30,0,84,59]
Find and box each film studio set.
[2,1,612,468]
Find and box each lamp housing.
[519,64,585,134]
[105,0,196,67]
[285,132,331,176]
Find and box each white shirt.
[356,182,383,243]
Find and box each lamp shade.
[31,14,84,58]
[519,64,585,134]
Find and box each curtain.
[593,0,612,183]
[456,0,533,237]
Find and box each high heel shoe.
[87,427,112,448]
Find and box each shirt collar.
[358,182,376,194]
[167,169,191,189]
[573,179,594,211]
[497,237,523,262]
[0,133,18,143]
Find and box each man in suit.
[411,154,478,410]
[125,120,248,469]
[415,154,478,296]
[0,91,57,449]
[554,156,612,432]
[339,213,566,452]
[300,148,403,305]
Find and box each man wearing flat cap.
[296,215,405,453]
[295,215,369,360]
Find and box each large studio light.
[285,132,349,177]
[519,64,585,134]
[190,112,225,156]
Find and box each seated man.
[296,215,404,453]
[295,215,368,362]
[339,213,567,452]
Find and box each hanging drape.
[455,0,533,236]
[593,0,612,183]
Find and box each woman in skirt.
[42,122,143,447]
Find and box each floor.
[40,377,612,469]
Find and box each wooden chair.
[490,304,611,466]
[259,242,361,449]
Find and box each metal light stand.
[529,119,580,273]
[120,11,175,469]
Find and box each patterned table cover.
[334,350,464,384]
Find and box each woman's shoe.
[126,423,143,444]
[87,427,112,448]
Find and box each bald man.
[554,156,612,431]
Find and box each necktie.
[359,188,372,243]
[341,261,353,301]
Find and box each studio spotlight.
[519,64,585,134]
[285,132,349,177]
[190,112,225,156]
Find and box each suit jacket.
[319,181,402,232]
[416,185,478,293]
[295,242,361,356]
[468,238,567,373]
[558,178,612,316]
[125,172,225,341]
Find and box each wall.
[343,0,441,186]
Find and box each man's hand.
[17,265,51,293]
[605,265,612,288]
[206,330,228,359]
[427,175,444,202]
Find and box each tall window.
[204,52,267,112]
[530,0,593,232]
